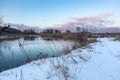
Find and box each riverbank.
[0,38,120,80]
[0,34,39,41]
[0,35,20,40]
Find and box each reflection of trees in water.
[0,42,12,56]
[0,44,2,53]
[0,37,80,72]
[24,36,37,41]
[0,42,11,64]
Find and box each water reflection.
[0,37,74,72]
[23,36,38,41]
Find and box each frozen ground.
[0,38,120,80]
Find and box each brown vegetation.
[40,32,91,40]
[114,35,120,41]
[40,27,97,55]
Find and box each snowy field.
[0,38,120,80]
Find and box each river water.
[0,36,75,72]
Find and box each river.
[0,36,75,72]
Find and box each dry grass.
[40,32,96,55]
[40,32,90,40]
[40,33,74,40]
[62,38,97,55]
[114,35,120,41]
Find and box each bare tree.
[0,25,10,32]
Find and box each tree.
[55,29,61,33]
[76,27,81,33]
[43,29,61,33]
[66,29,71,33]
[23,29,36,35]
[0,24,10,32]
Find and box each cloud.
[56,13,114,32]
[71,13,113,22]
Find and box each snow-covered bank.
[0,38,120,80]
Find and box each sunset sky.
[0,0,120,28]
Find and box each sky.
[0,0,120,28]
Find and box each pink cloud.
[109,26,120,28]
[55,13,114,32]
[71,13,113,22]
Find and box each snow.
[0,38,120,80]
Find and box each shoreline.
[0,38,120,80]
